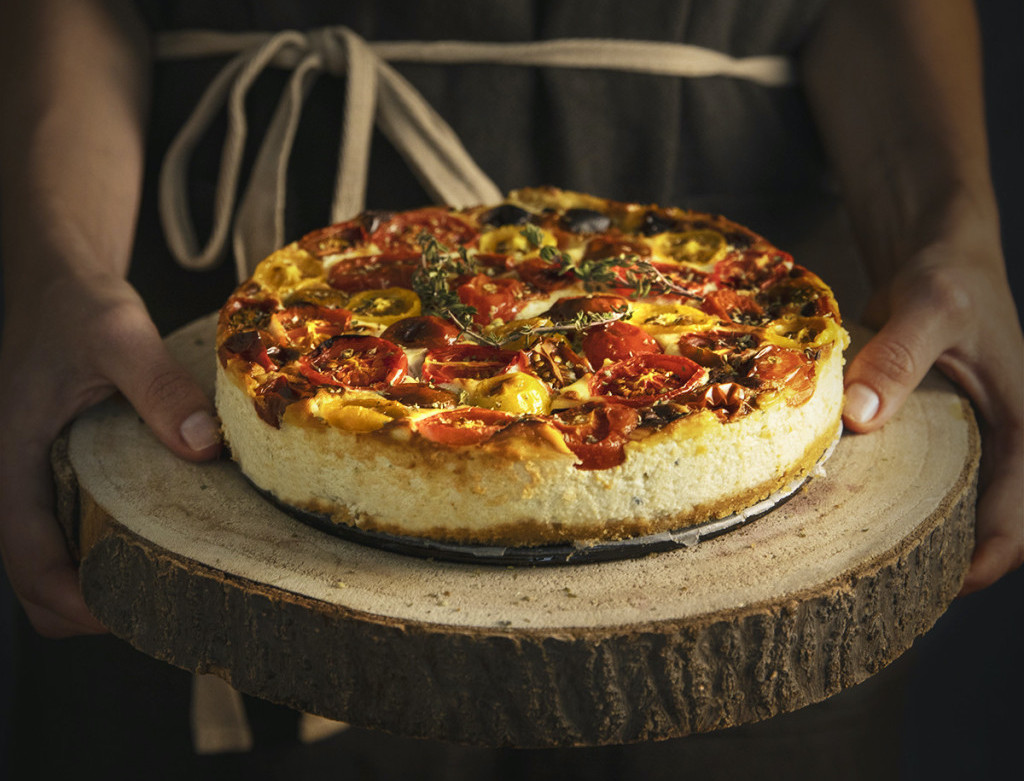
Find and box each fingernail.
[180,410,221,451]
[844,383,880,425]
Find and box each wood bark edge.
[53,399,979,748]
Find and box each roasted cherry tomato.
[416,407,515,446]
[542,295,631,323]
[218,330,275,371]
[649,229,727,267]
[677,328,761,368]
[298,219,368,257]
[327,253,419,292]
[268,304,353,352]
[590,353,706,407]
[381,315,461,349]
[701,288,767,325]
[758,276,840,320]
[219,295,277,332]
[297,335,408,389]
[456,273,529,325]
[253,375,309,428]
[748,345,815,406]
[421,344,524,384]
[471,372,551,415]
[346,287,422,326]
[380,382,460,409]
[582,320,660,367]
[524,337,592,388]
[516,255,574,293]
[370,208,479,253]
[714,250,792,291]
[552,403,640,470]
[582,234,651,262]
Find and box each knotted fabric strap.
[156,27,795,280]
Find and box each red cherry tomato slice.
[371,208,479,253]
[701,288,766,325]
[270,304,353,351]
[516,256,575,293]
[455,273,529,325]
[297,335,408,389]
[748,345,815,406]
[380,382,460,409]
[381,315,461,349]
[421,344,525,384]
[714,250,793,291]
[524,337,592,389]
[218,330,275,371]
[417,407,515,446]
[552,403,640,470]
[590,353,706,407]
[581,320,660,367]
[327,253,419,292]
[542,295,631,322]
[298,219,368,257]
[677,328,760,368]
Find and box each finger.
[959,430,1024,595]
[842,281,961,433]
[0,438,107,637]
[98,309,221,461]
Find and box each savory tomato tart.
[215,187,848,547]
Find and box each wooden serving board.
[55,314,979,749]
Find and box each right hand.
[0,274,221,637]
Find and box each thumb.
[843,295,954,433]
[100,317,221,461]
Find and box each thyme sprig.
[412,232,478,328]
[519,225,703,302]
[412,230,635,350]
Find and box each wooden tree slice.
[55,314,979,749]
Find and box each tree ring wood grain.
[55,314,979,748]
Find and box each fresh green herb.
[412,232,478,328]
[520,227,702,301]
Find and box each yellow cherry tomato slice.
[346,287,422,326]
[648,229,727,268]
[470,372,552,415]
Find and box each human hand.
[842,238,1023,595]
[0,274,221,637]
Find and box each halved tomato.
[701,288,767,325]
[298,218,368,257]
[542,295,630,323]
[327,253,420,292]
[581,320,660,367]
[516,256,575,293]
[370,208,479,253]
[456,273,529,325]
[421,344,525,384]
[524,337,592,389]
[747,345,815,406]
[714,250,792,291]
[380,382,460,409]
[346,287,421,326]
[297,335,408,389]
[268,304,353,352]
[416,407,515,446]
[590,353,706,407]
[381,315,461,349]
[218,330,275,371]
[552,403,640,470]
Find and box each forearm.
[801,0,1001,283]
[0,0,152,301]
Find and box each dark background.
[0,1,1021,777]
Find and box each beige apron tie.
[156,26,794,280]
